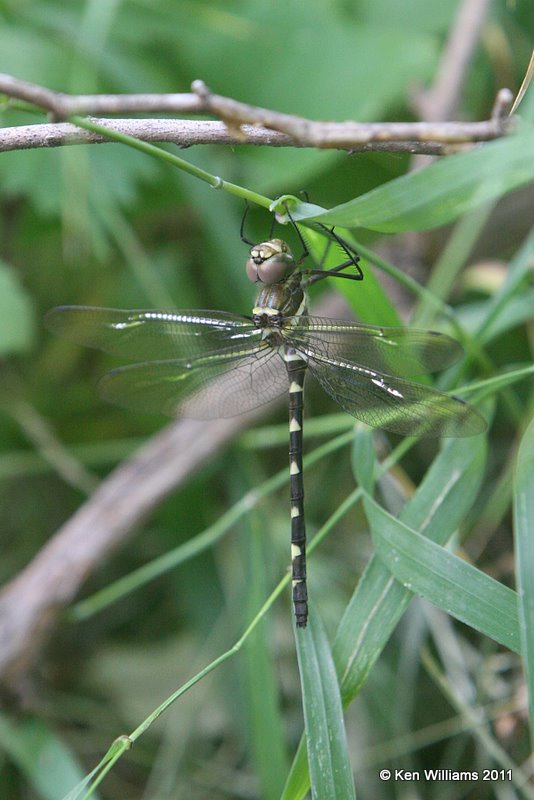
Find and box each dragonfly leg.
[285,348,308,627]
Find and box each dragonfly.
[45,216,486,628]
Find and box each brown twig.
[0,73,203,117]
[10,402,98,495]
[0,119,296,152]
[191,80,510,148]
[0,119,468,156]
[0,73,514,156]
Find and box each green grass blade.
[0,713,96,800]
[475,226,534,344]
[365,496,520,651]
[280,737,309,800]
[463,365,534,402]
[71,431,354,620]
[350,425,376,494]
[413,203,493,324]
[460,291,534,345]
[284,434,487,797]
[514,418,534,745]
[296,129,534,232]
[335,433,487,699]
[294,608,356,800]
[244,514,288,799]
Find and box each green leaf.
[0,260,35,355]
[296,129,534,233]
[294,608,356,800]
[514,419,534,746]
[366,496,520,652]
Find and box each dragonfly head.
[246,239,297,284]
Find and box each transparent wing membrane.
[99,348,288,419]
[46,304,485,436]
[45,306,261,361]
[286,317,464,376]
[307,355,486,437]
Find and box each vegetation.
[0,1,533,798]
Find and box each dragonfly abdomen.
[285,346,308,627]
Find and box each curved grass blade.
[514,418,534,746]
[336,431,487,687]
[294,607,355,800]
[69,115,272,209]
[365,496,520,652]
[474,227,534,345]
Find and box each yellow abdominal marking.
[284,351,301,362]
[252,306,280,316]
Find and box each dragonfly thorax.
[253,269,307,322]
[246,238,296,284]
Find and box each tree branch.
[0,73,204,116]
[0,119,298,152]
[191,79,513,148]
[0,73,515,156]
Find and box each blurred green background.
[0,0,533,798]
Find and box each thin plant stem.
[70,430,355,620]
[69,115,272,208]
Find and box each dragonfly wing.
[307,356,486,437]
[45,306,261,360]
[288,317,464,376]
[98,348,289,419]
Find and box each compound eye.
[245,240,295,284]
[257,254,293,284]
[245,258,259,282]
